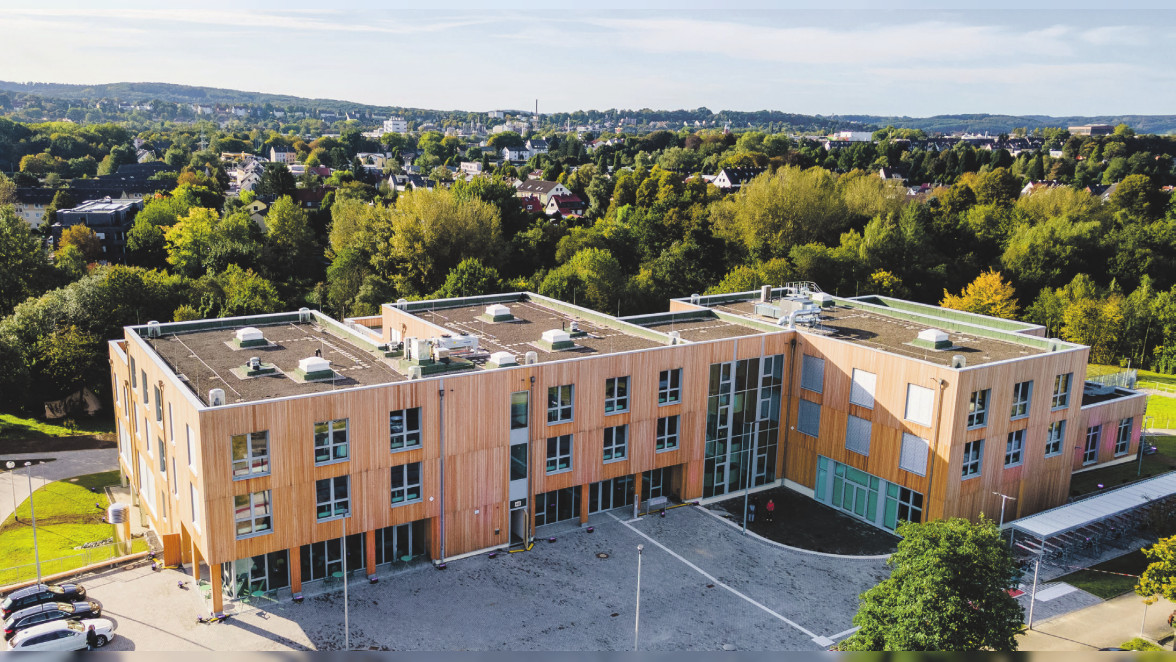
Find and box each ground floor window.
[589,475,635,513]
[534,486,581,527]
[815,456,924,532]
[374,520,428,566]
[300,532,365,583]
[644,467,668,500]
[221,550,289,599]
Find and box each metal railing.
[1088,369,1138,389]
[0,539,149,586]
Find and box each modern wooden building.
[107,285,1146,612]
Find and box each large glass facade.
[703,355,784,498]
[300,532,365,583]
[534,486,581,527]
[373,520,428,566]
[221,550,290,599]
[814,456,924,531]
[588,475,635,513]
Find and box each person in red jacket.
[765,498,775,523]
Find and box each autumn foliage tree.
[941,269,1020,319]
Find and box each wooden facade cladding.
[1075,392,1148,472]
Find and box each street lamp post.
[993,492,1017,529]
[342,516,350,652]
[634,544,644,651]
[25,462,42,583]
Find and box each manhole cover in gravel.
[596,552,609,559]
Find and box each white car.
[8,617,115,651]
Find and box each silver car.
[7,617,116,651]
[4,600,103,640]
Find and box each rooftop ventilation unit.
[248,356,261,370]
[298,307,311,323]
[436,335,479,353]
[754,303,782,319]
[1047,338,1065,352]
[396,298,409,310]
[539,329,574,351]
[524,351,539,365]
[912,329,952,350]
[951,355,967,369]
[668,330,682,346]
[690,293,700,304]
[297,356,334,381]
[235,327,266,348]
[487,351,518,368]
[146,321,161,338]
[408,366,422,380]
[208,388,226,406]
[760,285,772,303]
[811,292,834,308]
[482,304,513,322]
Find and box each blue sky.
[5,1,1174,116]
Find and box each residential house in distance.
[11,188,56,228]
[54,197,144,260]
[1069,124,1115,137]
[501,146,530,162]
[383,117,408,134]
[459,162,485,178]
[545,194,586,218]
[269,146,297,164]
[526,138,549,155]
[108,283,1145,612]
[713,167,766,192]
[519,196,544,214]
[515,180,573,206]
[244,200,268,232]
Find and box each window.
[603,425,628,462]
[905,384,934,427]
[510,443,528,481]
[962,439,983,478]
[131,356,137,388]
[850,369,876,409]
[510,392,529,430]
[231,431,270,478]
[171,458,178,495]
[315,419,350,463]
[142,370,148,403]
[186,424,197,473]
[158,437,166,473]
[656,415,679,451]
[1052,373,1073,409]
[389,408,421,451]
[801,354,824,393]
[1083,425,1101,465]
[168,403,174,443]
[967,389,990,428]
[1010,380,1033,419]
[1005,429,1025,467]
[658,369,681,405]
[845,414,871,456]
[899,433,929,476]
[154,386,163,422]
[1116,418,1133,456]
[547,385,574,423]
[797,399,821,437]
[605,377,629,414]
[234,490,272,538]
[546,434,573,473]
[390,463,422,505]
[1045,420,1066,457]
[892,485,924,526]
[316,476,350,520]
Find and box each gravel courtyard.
[78,505,889,651]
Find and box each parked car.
[8,618,115,651]
[4,600,103,640]
[0,584,87,619]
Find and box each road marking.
[606,511,822,641]
[830,626,860,640]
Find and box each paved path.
[0,449,119,522]
[1019,592,1176,650]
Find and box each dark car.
[4,600,103,640]
[0,584,86,619]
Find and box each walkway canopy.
[1007,472,1176,541]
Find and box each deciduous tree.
[941,269,1020,319]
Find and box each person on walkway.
[748,499,756,523]
[86,624,99,650]
[765,498,775,523]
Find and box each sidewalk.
[1019,592,1176,650]
[0,449,119,522]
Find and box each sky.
[4,0,1175,117]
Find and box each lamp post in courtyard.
[5,461,16,519]
[24,462,42,583]
[634,544,644,651]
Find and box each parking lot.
[61,505,889,651]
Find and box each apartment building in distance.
[107,284,1146,612]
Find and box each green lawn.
[0,470,146,585]
[0,413,115,439]
[1070,435,1176,496]
[1146,395,1176,429]
[1055,549,1148,600]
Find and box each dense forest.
[0,115,1174,414]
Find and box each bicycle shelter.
[1005,472,1176,565]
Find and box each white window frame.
[905,384,934,427]
[1005,429,1025,467]
[1045,420,1065,457]
[547,385,574,424]
[656,415,679,451]
[605,376,630,414]
[962,439,983,478]
[186,424,197,475]
[389,408,421,451]
[315,418,350,464]
[603,424,628,462]
[189,483,200,529]
[1010,380,1033,420]
[390,462,422,506]
[546,434,573,474]
[231,431,270,479]
[168,403,174,444]
[1083,425,1101,465]
[658,369,681,405]
[234,490,272,538]
[1051,373,1073,410]
[1115,418,1133,456]
[849,369,876,409]
[967,389,990,429]
[316,475,350,521]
